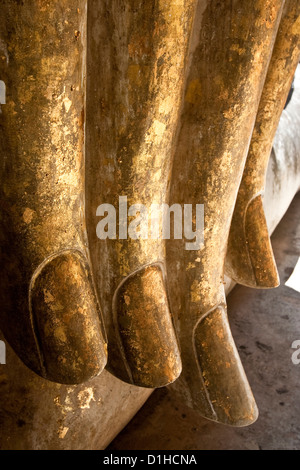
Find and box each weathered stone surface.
[108,193,300,451]
[166,0,285,426]
[226,0,300,288]
[0,0,299,449]
[0,332,151,450]
[0,1,107,384]
[1,86,299,447]
[86,0,197,387]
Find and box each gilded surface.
[0,0,299,431]
[167,0,285,425]
[0,1,107,383]
[226,0,300,288]
[86,0,197,387]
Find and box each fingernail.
[226,195,280,288]
[194,305,258,426]
[114,265,182,388]
[30,251,107,384]
[244,195,280,288]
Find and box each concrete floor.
[108,192,300,450]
